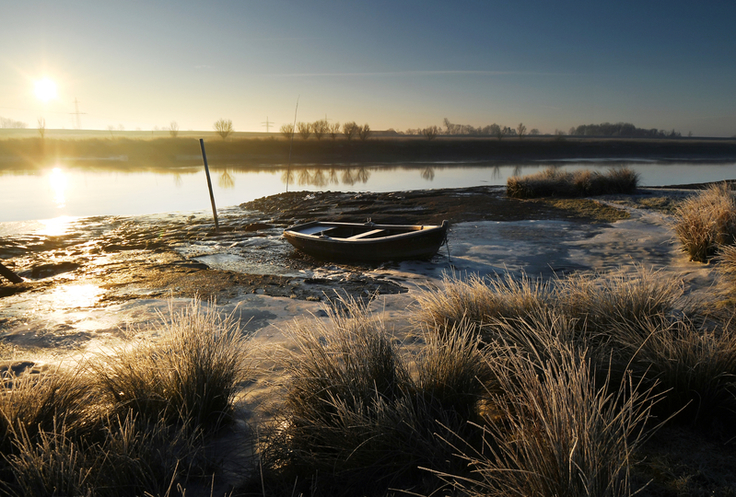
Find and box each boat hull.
[283,221,448,262]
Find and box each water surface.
[2,160,735,224]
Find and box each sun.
[34,78,58,102]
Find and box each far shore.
[1,134,735,171]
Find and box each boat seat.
[346,229,386,240]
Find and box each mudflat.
[0,185,713,365]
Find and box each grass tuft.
[413,271,551,335]
[93,299,251,431]
[673,182,736,262]
[259,298,495,496]
[415,266,685,344]
[507,167,639,198]
[433,343,657,497]
[0,297,252,497]
[612,315,736,425]
[557,265,685,334]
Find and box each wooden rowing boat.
[283,220,449,262]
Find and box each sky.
[1,0,735,136]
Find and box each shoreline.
[1,136,735,171]
[0,185,707,360]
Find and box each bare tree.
[329,122,341,140]
[357,123,371,141]
[529,128,540,136]
[422,125,440,140]
[214,118,234,140]
[297,121,312,140]
[168,121,179,138]
[312,119,329,140]
[517,123,526,138]
[280,123,294,140]
[342,121,358,141]
[443,118,457,135]
[37,117,46,139]
[493,124,504,140]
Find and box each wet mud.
[0,185,669,360]
[1,186,622,304]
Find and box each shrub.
[672,182,736,262]
[213,118,233,140]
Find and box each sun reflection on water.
[40,215,73,236]
[48,167,68,209]
[49,284,103,310]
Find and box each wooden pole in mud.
[286,96,299,193]
[0,262,23,284]
[199,139,220,232]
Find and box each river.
[2,160,736,225]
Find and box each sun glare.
[34,78,58,102]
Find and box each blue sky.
[2,0,735,136]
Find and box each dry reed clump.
[506,167,639,199]
[672,182,736,262]
[413,272,552,335]
[415,267,736,427]
[715,243,736,286]
[93,299,251,430]
[0,298,253,497]
[0,367,99,453]
[257,298,495,496]
[433,344,658,497]
[556,265,685,334]
[612,315,736,425]
[415,266,685,345]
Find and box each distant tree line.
[401,119,683,140]
[0,116,28,128]
[401,119,539,140]
[280,120,371,141]
[569,122,681,138]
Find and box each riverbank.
[0,184,707,361]
[1,135,735,170]
[3,184,736,495]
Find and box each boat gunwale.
[283,220,447,244]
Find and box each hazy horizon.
[2,1,735,137]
